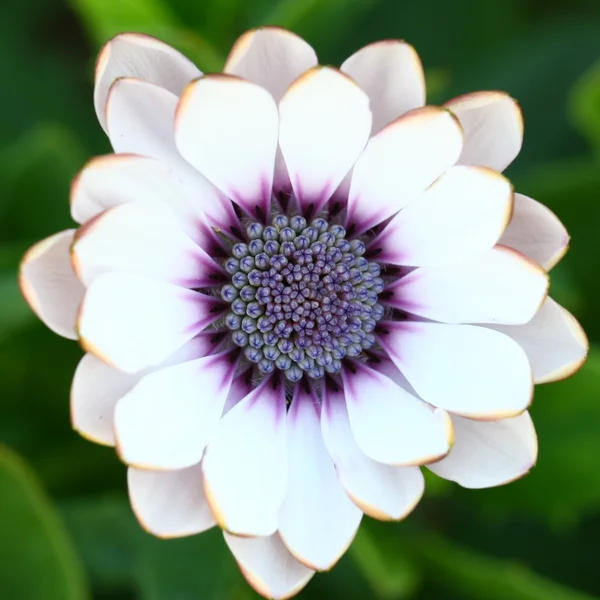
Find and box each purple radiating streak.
[292,175,336,216]
[290,382,321,421]
[382,276,425,314]
[227,173,273,223]
[186,292,227,336]
[244,374,287,425]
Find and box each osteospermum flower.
[20,27,588,598]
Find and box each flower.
[20,27,588,599]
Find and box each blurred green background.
[1,0,600,598]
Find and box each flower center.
[221,215,384,381]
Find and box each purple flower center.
[221,214,384,381]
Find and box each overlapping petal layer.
[18,26,587,600]
[278,387,362,571]
[278,67,372,214]
[128,464,216,537]
[428,412,538,488]
[346,106,463,234]
[371,166,513,266]
[19,230,84,339]
[380,321,533,419]
[385,246,548,325]
[202,380,288,537]
[445,91,523,172]
[95,33,201,131]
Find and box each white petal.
[372,166,513,266]
[71,353,140,446]
[341,40,426,134]
[128,464,216,537]
[428,412,537,488]
[489,297,588,384]
[346,107,463,234]
[70,154,214,247]
[222,369,254,416]
[279,387,362,571]
[334,41,426,209]
[340,363,453,465]
[71,332,224,446]
[224,27,318,201]
[386,246,548,325]
[445,91,523,172]
[202,379,287,537]
[78,272,222,373]
[499,193,569,270]
[71,203,221,287]
[115,351,236,469]
[106,78,237,233]
[224,27,317,102]
[19,230,84,340]
[278,67,372,214]
[175,75,278,218]
[224,532,314,600]
[321,385,425,520]
[94,33,201,132]
[380,321,533,419]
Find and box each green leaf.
[410,531,598,600]
[60,496,139,589]
[0,241,36,341]
[136,529,241,600]
[516,160,600,340]
[0,446,89,600]
[569,60,600,153]
[203,0,241,45]
[350,521,420,599]
[0,273,33,342]
[425,68,452,105]
[257,0,378,63]
[0,122,85,240]
[69,0,179,42]
[446,15,600,174]
[62,496,242,599]
[68,0,226,71]
[260,0,324,29]
[470,348,600,528]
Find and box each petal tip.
[18,266,41,317]
[349,487,423,522]
[496,244,551,318]
[545,235,570,271]
[126,479,191,540]
[94,39,113,81]
[225,26,309,71]
[286,65,364,95]
[236,561,311,600]
[19,235,64,315]
[105,76,147,132]
[77,331,119,372]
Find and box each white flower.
[20,27,588,599]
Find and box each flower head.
[20,27,588,599]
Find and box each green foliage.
[410,531,598,600]
[0,242,35,341]
[350,521,420,599]
[0,447,88,599]
[0,123,86,239]
[61,497,243,598]
[1,0,600,599]
[517,161,600,339]
[471,349,600,528]
[570,60,600,153]
[68,0,226,70]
